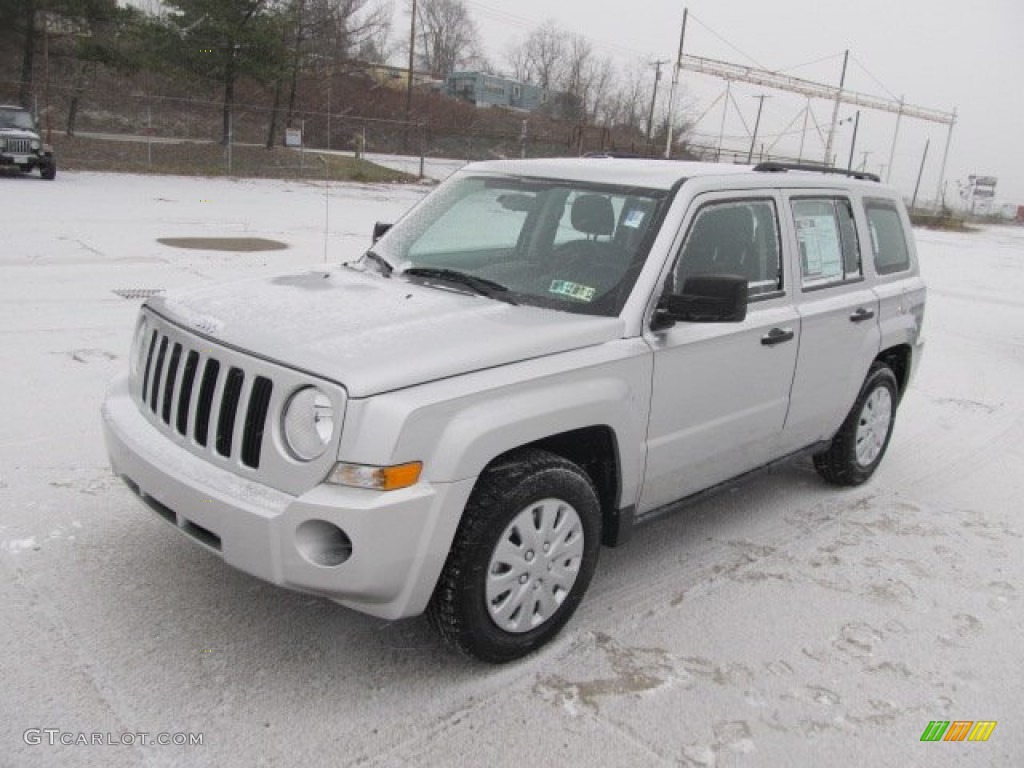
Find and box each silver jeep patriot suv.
[102,158,926,662]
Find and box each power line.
[849,54,900,101]
[778,51,845,75]
[686,12,767,70]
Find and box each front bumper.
[102,374,475,619]
[0,152,47,168]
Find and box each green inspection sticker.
[549,279,596,302]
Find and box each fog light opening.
[295,519,352,567]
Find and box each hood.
[0,128,40,139]
[148,267,625,397]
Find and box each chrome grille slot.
[216,367,245,457]
[130,309,346,491]
[7,138,31,153]
[241,377,273,468]
[161,343,182,424]
[149,337,169,413]
[194,359,220,447]
[176,350,199,435]
[141,330,158,403]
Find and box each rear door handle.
[850,307,876,323]
[761,327,795,346]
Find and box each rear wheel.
[814,362,898,486]
[427,449,601,663]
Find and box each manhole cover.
[157,237,288,252]
[113,288,165,299]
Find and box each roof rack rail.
[752,162,880,183]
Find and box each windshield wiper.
[402,267,518,305]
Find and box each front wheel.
[40,160,56,180]
[427,449,601,663]
[814,362,898,486]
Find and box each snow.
[1,171,1022,766]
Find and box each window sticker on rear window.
[622,209,646,229]
[549,280,596,302]
[795,214,842,280]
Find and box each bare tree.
[503,41,531,83]
[276,0,390,132]
[306,0,391,66]
[604,60,647,132]
[586,55,615,125]
[560,33,591,120]
[511,20,565,90]
[415,0,478,78]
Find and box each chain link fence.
[3,73,688,180]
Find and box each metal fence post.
[418,122,425,179]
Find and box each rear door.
[781,192,881,449]
[640,192,800,513]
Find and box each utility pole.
[911,138,930,210]
[646,59,669,156]
[746,94,768,163]
[404,0,417,151]
[824,49,849,166]
[43,9,51,143]
[846,110,860,171]
[885,96,903,183]
[326,62,332,151]
[716,81,731,161]
[797,97,810,164]
[934,107,957,211]
[664,8,688,159]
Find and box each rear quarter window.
[865,200,911,275]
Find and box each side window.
[673,199,782,299]
[865,200,911,274]
[792,197,862,288]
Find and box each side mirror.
[372,221,392,243]
[497,193,536,212]
[653,274,748,328]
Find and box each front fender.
[337,339,653,508]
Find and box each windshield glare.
[378,175,667,315]
[0,108,36,131]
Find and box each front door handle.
[850,307,876,323]
[761,327,795,346]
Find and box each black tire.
[427,448,601,663]
[814,362,899,486]
[40,160,56,180]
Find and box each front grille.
[5,138,32,153]
[131,309,347,494]
[138,326,273,469]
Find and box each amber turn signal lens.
[327,461,422,491]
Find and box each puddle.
[157,237,288,252]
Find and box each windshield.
[375,174,668,316]
[0,108,36,131]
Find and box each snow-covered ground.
[1,171,1021,767]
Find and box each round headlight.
[129,315,149,378]
[31,139,41,150]
[283,386,335,460]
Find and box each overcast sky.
[460,0,1024,207]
